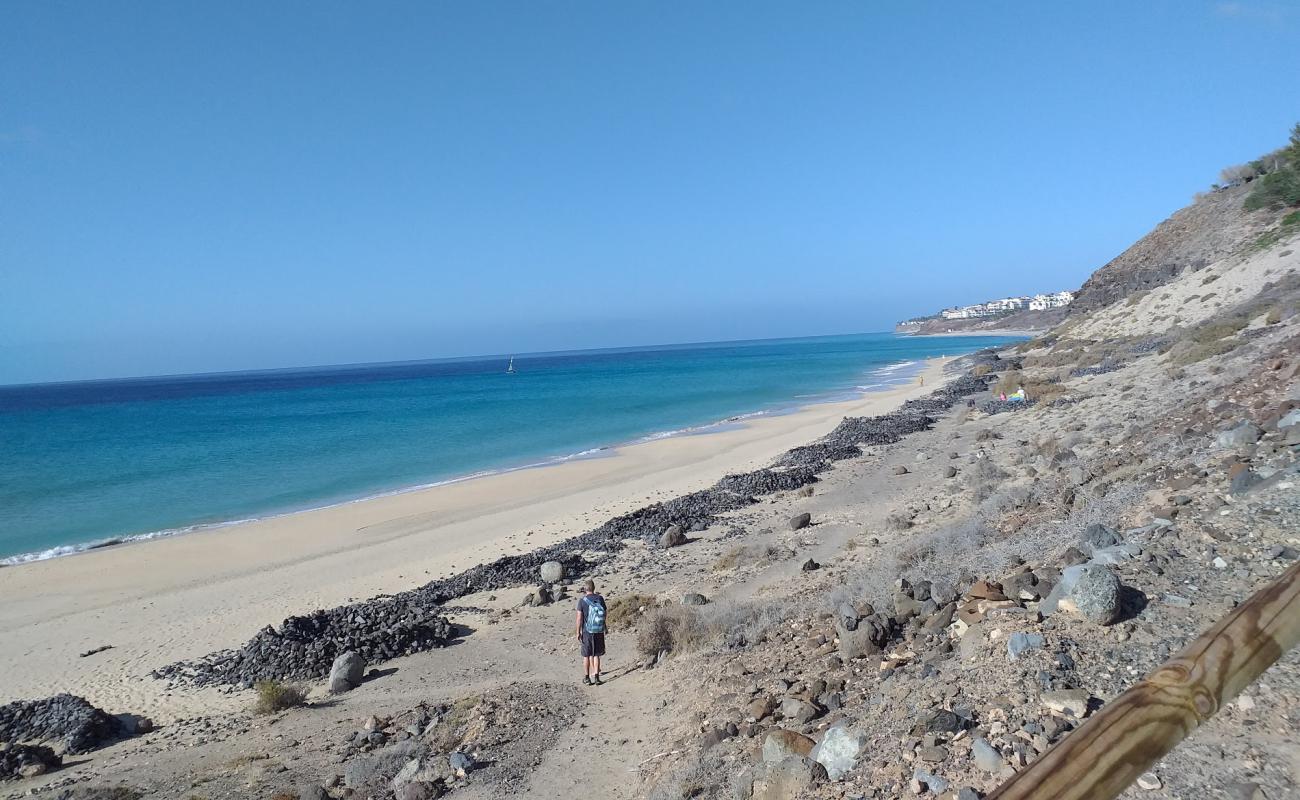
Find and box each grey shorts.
[581,631,606,657]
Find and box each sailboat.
[506,356,516,374]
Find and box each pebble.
[1136,772,1162,790]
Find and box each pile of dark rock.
[718,466,820,495]
[0,743,61,781]
[1069,360,1125,378]
[0,694,123,755]
[981,398,1038,415]
[156,600,455,687]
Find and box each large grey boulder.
[1217,422,1262,448]
[1043,563,1122,625]
[762,729,815,763]
[836,614,892,660]
[539,561,565,584]
[1070,564,1122,625]
[810,723,863,780]
[788,513,812,531]
[660,525,687,548]
[329,651,366,693]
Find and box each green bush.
[1168,338,1242,366]
[252,680,306,714]
[1190,317,1248,345]
[1244,123,1300,211]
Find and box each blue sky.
[2,2,1297,384]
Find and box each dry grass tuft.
[713,543,792,571]
[252,680,307,715]
[604,593,661,628]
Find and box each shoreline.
[0,360,927,568]
[897,328,1041,338]
[0,357,956,714]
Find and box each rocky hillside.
[1070,182,1279,313]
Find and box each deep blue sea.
[0,332,1020,563]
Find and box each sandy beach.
[0,358,952,719]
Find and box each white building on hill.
[939,290,1073,320]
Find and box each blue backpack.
[584,596,607,634]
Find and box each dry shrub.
[646,750,730,800]
[1189,317,1248,345]
[1125,290,1151,307]
[604,593,661,628]
[1033,434,1066,460]
[966,457,1010,501]
[884,511,914,531]
[252,680,306,714]
[971,364,994,376]
[637,605,705,656]
[1167,337,1243,367]
[713,543,792,571]
[1265,306,1283,325]
[636,599,792,658]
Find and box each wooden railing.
[987,559,1300,800]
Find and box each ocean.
[0,332,1021,563]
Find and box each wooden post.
[987,560,1300,800]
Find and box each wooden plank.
[987,559,1300,800]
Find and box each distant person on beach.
[576,579,607,685]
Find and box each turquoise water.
[0,333,1019,563]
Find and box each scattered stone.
[924,709,963,734]
[1006,632,1045,661]
[943,466,958,478]
[788,513,812,531]
[913,767,949,794]
[681,593,710,606]
[801,558,820,572]
[1041,689,1091,718]
[779,698,820,724]
[1136,772,1162,790]
[971,737,1003,773]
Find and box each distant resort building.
[938,290,1074,320]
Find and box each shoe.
[582,676,591,686]
[593,673,602,685]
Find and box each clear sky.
[2,2,1297,384]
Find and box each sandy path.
[0,359,950,720]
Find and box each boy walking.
[576,579,606,685]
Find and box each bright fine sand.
[0,358,952,718]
